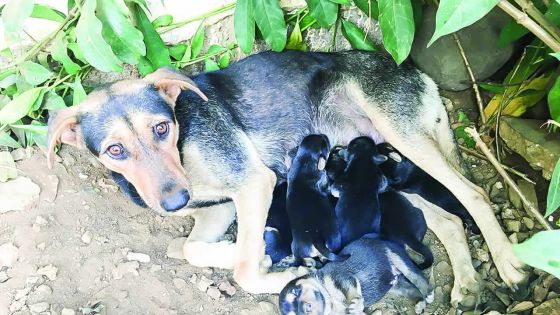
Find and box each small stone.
[218,281,237,296]
[501,208,516,220]
[37,264,58,280]
[475,247,489,262]
[517,180,539,214]
[37,242,46,250]
[42,174,59,202]
[197,275,213,292]
[32,284,52,300]
[61,308,75,315]
[495,290,511,306]
[15,287,31,300]
[10,148,26,161]
[509,233,519,244]
[35,216,48,225]
[26,276,39,285]
[259,301,276,314]
[9,298,25,312]
[522,217,534,230]
[112,261,139,280]
[517,232,529,242]
[533,285,548,303]
[150,264,162,272]
[81,231,92,244]
[126,252,150,263]
[0,242,19,267]
[508,301,534,313]
[505,220,521,233]
[508,185,523,210]
[533,298,560,315]
[78,173,88,180]
[0,270,9,283]
[0,177,41,213]
[207,286,221,300]
[166,237,187,260]
[189,274,197,284]
[97,178,118,192]
[173,278,187,290]
[202,268,213,275]
[435,261,452,275]
[29,302,49,313]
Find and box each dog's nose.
[161,189,189,212]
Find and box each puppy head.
[340,137,388,192]
[292,134,331,172]
[46,68,207,215]
[325,145,347,182]
[376,142,409,185]
[279,275,328,315]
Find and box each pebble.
[533,298,560,315]
[475,247,489,262]
[81,231,92,244]
[15,287,31,300]
[36,242,46,250]
[9,298,25,312]
[202,268,213,275]
[0,242,19,267]
[189,274,197,284]
[112,261,139,280]
[150,264,162,272]
[0,177,41,213]
[29,302,49,313]
[533,285,548,303]
[0,271,9,283]
[197,275,213,292]
[495,290,511,306]
[508,233,519,244]
[61,308,76,315]
[435,261,452,275]
[43,174,59,202]
[26,276,39,286]
[505,220,521,233]
[501,208,516,220]
[218,281,237,296]
[126,252,150,263]
[37,264,58,280]
[32,284,52,300]
[78,173,89,180]
[173,278,187,290]
[508,301,534,313]
[35,216,48,225]
[523,217,534,230]
[259,301,276,314]
[166,237,187,260]
[10,148,26,161]
[206,286,221,300]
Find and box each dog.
[376,142,480,234]
[46,50,524,295]
[278,234,434,315]
[264,182,293,264]
[286,134,344,264]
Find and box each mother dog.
[46,51,524,298]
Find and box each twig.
[452,33,486,124]
[498,0,560,52]
[515,0,560,42]
[158,3,236,34]
[465,127,553,230]
[459,145,536,185]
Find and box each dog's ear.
[46,106,82,169]
[284,146,299,169]
[337,148,350,161]
[144,67,208,104]
[372,154,388,164]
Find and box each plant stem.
[514,0,560,42]
[465,127,553,231]
[452,33,486,124]
[181,45,238,67]
[159,3,236,34]
[498,0,560,51]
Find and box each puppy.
[376,143,480,234]
[326,136,388,246]
[287,134,343,264]
[264,182,293,264]
[279,235,434,315]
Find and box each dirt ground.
[0,121,555,315]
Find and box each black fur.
[264,183,293,264]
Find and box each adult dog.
[46,51,524,301]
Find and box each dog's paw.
[234,269,299,294]
[346,297,365,315]
[450,268,481,309]
[493,246,526,289]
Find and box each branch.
[498,0,560,52]
[465,127,553,231]
[452,33,487,124]
[514,0,560,42]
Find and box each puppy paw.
[346,297,365,315]
[414,300,426,314]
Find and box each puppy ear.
[317,156,326,171]
[337,148,349,161]
[372,154,388,164]
[46,106,82,169]
[144,67,208,103]
[387,151,402,162]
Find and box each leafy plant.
[513,230,560,278]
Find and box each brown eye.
[107,144,125,159]
[154,122,169,138]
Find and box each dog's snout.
[161,189,190,212]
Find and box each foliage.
[547,158,560,217]
[513,230,560,279]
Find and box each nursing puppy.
[264,182,293,264]
[279,235,434,315]
[287,134,343,264]
[376,143,480,234]
[326,136,388,245]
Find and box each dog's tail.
[407,238,434,269]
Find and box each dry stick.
[452,33,486,124]
[498,0,560,52]
[458,145,536,185]
[465,127,553,231]
[515,0,560,42]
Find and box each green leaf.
[152,14,173,28]
[0,88,44,125]
[76,0,123,72]
[132,3,171,69]
[169,44,187,60]
[341,20,378,51]
[411,0,423,29]
[72,76,87,106]
[206,44,226,55]
[204,59,220,72]
[44,91,67,111]
[300,14,319,29]
[2,0,34,34]
[0,151,17,182]
[17,61,53,85]
[31,4,66,22]
[191,23,205,59]
[552,52,560,61]
[428,0,500,46]
[378,0,415,64]
[234,0,255,54]
[329,0,350,4]
[0,131,21,149]
[219,52,231,68]
[30,87,45,112]
[479,82,505,94]
[253,0,288,51]
[51,33,80,75]
[97,0,146,65]
[286,21,307,51]
[0,74,17,89]
[10,123,48,135]
[513,230,560,278]
[454,125,475,148]
[307,0,338,28]
[547,158,560,217]
[137,56,154,76]
[353,0,379,20]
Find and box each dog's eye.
[154,122,169,138]
[106,144,125,159]
[304,302,313,313]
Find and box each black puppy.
[376,143,480,234]
[326,136,388,246]
[264,182,293,264]
[287,134,343,264]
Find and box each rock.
[411,6,513,91]
[508,185,523,210]
[218,281,237,296]
[499,117,560,180]
[42,174,59,202]
[523,217,535,230]
[206,286,221,300]
[0,151,17,182]
[173,278,187,290]
[533,298,560,315]
[0,270,9,283]
[490,181,506,201]
[505,220,521,233]
[31,284,52,300]
[0,243,18,267]
[126,252,150,263]
[189,274,197,284]
[202,268,213,275]
[509,233,519,244]
[37,242,46,250]
[166,237,187,260]
[9,298,25,312]
[517,180,538,214]
[435,261,452,275]
[501,208,517,220]
[197,275,213,292]
[81,231,92,244]
[112,261,139,279]
[150,264,162,272]
[28,302,49,313]
[495,290,511,306]
[508,301,534,313]
[35,215,48,225]
[61,309,76,315]
[259,301,277,314]
[10,148,26,161]
[15,287,31,300]
[475,247,490,262]
[0,177,40,213]
[37,264,58,280]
